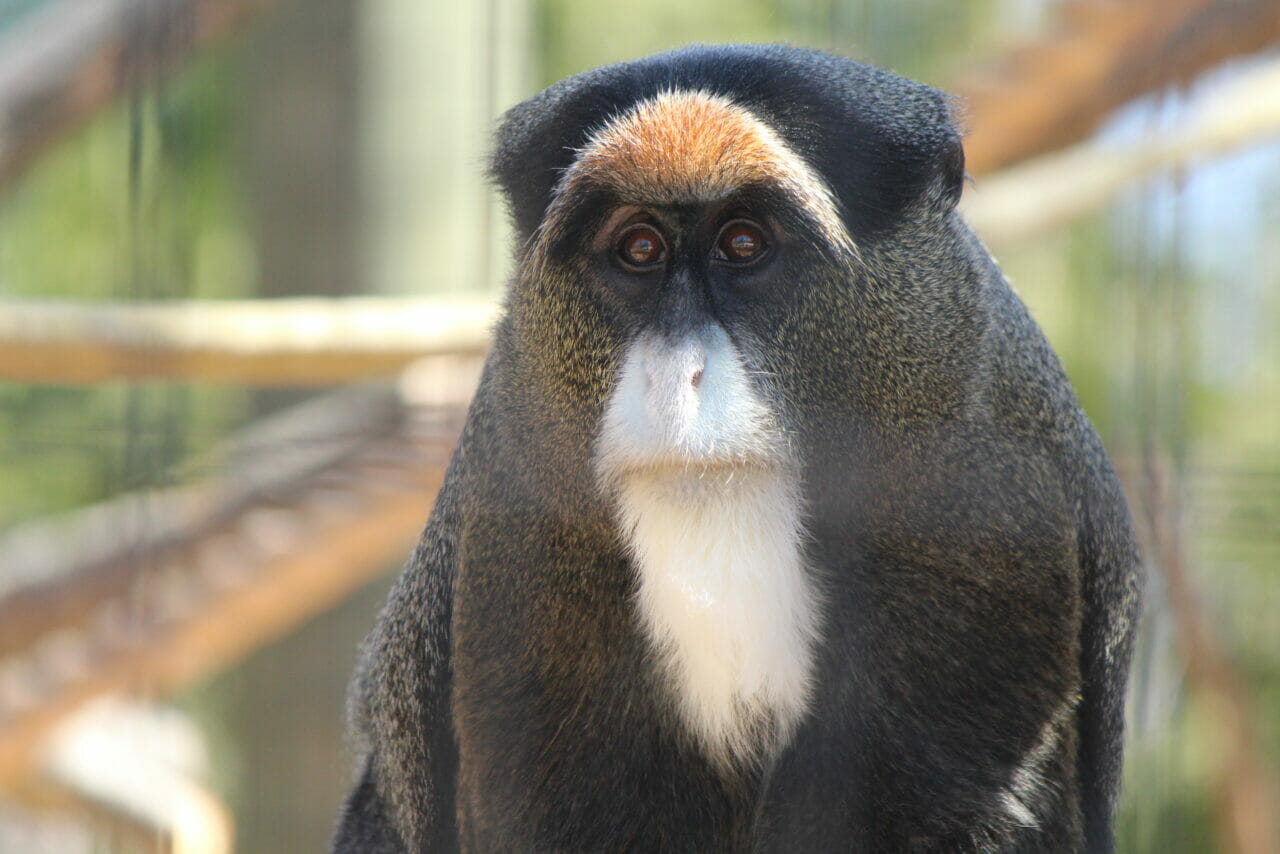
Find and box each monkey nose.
[643,340,707,395]
[644,363,704,393]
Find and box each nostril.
[690,368,704,389]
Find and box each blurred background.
[0,0,1276,851]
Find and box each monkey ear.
[897,89,967,215]
[490,89,561,243]
[778,55,966,234]
[893,92,966,214]
[490,77,615,244]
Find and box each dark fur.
[332,45,1142,853]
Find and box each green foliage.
[536,0,791,84]
[0,46,253,527]
[534,0,1002,87]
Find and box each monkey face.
[497,52,969,504]
[515,90,860,491]
[591,202,791,481]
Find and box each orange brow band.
[534,90,857,263]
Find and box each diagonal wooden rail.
[963,56,1280,248]
[0,296,498,385]
[0,357,480,792]
[959,0,1280,176]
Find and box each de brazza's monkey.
[333,44,1142,853]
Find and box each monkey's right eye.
[615,225,667,270]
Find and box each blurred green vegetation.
[535,0,1008,87]
[0,44,254,526]
[0,1,1277,851]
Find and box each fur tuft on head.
[539,90,855,262]
[492,44,964,248]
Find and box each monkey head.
[490,46,976,509]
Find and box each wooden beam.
[963,56,1280,247]
[959,0,1280,175]
[0,363,480,791]
[44,699,233,854]
[0,297,497,384]
[0,382,405,655]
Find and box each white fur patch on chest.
[614,469,817,763]
[595,328,820,765]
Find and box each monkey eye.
[714,220,768,264]
[615,224,667,270]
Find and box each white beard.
[595,326,820,766]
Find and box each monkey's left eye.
[714,220,768,264]
[615,225,667,270]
